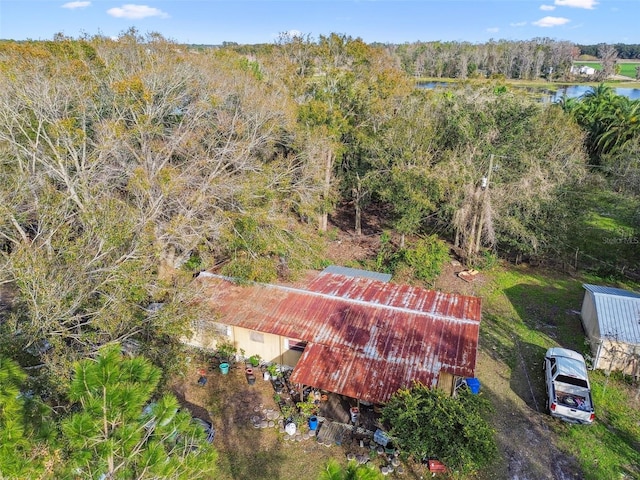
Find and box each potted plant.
[296,399,317,417]
[216,341,237,364]
[280,404,296,421]
[248,354,261,367]
[266,363,279,379]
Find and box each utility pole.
[475,154,494,253]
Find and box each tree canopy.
[0,31,638,478]
[60,344,217,480]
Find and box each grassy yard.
[566,187,640,279]
[478,264,640,480]
[575,61,640,79]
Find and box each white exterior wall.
[233,326,282,364]
[581,290,640,378]
[182,321,234,351]
[580,291,600,339]
[581,291,603,364]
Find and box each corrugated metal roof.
[583,284,640,344]
[583,284,640,299]
[198,272,481,404]
[321,265,392,283]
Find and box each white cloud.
[554,0,597,9]
[540,5,556,11]
[62,1,90,9]
[510,21,527,27]
[533,16,571,27]
[487,27,499,33]
[107,4,169,19]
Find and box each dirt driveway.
[476,349,583,480]
[435,261,584,479]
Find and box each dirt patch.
[171,360,427,480]
[475,350,583,480]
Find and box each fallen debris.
[458,269,480,282]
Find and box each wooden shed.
[580,284,640,378]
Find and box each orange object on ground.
[458,270,479,283]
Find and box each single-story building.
[580,284,640,378]
[187,267,481,405]
[570,65,596,76]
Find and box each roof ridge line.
[198,272,480,325]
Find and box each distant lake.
[546,85,640,102]
[418,82,640,102]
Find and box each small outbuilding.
[570,65,596,76]
[580,284,640,378]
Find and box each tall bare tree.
[598,43,619,80]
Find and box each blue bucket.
[308,415,318,431]
[219,363,230,375]
[465,377,481,394]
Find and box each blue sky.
[0,0,637,45]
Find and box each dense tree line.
[390,38,578,80]
[223,38,633,81]
[0,31,620,377]
[578,43,640,59]
[0,31,638,478]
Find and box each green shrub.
[221,256,278,283]
[382,383,497,476]
[182,253,202,272]
[399,235,449,283]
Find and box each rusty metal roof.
[198,271,481,404]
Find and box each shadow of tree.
[508,340,547,412]
[214,385,287,480]
[503,282,585,351]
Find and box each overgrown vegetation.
[0,345,218,479]
[317,459,383,480]
[370,233,449,284]
[0,31,639,479]
[382,385,497,477]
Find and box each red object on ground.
[428,460,447,473]
[197,368,207,376]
